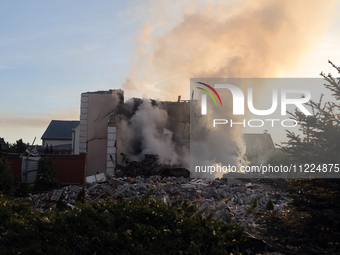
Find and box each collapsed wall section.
[115,98,191,169]
[163,101,190,150]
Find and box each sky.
[1,0,340,145]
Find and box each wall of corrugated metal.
[21,157,40,183]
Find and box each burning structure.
[73,88,276,178]
[43,0,333,178]
[77,89,191,176]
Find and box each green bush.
[0,157,14,196]
[0,193,40,236]
[56,192,68,211]
[265,200,274,211]
[75,187,86,203]
[251,197,258,209]
[260,179,340,254]
[0,192,265,254]
[34,157,59,191]
[14,182,32,197]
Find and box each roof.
[243,133,275,151]
[41,120,80,140]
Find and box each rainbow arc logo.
[196,82,223,106]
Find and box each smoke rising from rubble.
[117,99,180,165]
[119,0,336,176]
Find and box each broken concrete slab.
[85,173,106,184]
[50,190,63,201]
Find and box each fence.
[0,153,87,184]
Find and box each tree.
[267,150,293,167]
[262,61,340,254]
[281,61,340,165]
[44,143,49,154]
[7,139,28,153]
[0,157,14,196]
[49,144,53,154]
[34,157,59,191]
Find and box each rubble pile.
[15,174,290,237]
[12,172,291,254]
[120,154,190,178]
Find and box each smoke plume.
[119,0,336,176]
[117,99,183,166]
[123,0,336,99]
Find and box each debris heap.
[120,154,190,178]
[15,174,289,243]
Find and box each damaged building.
[42,89,275,177]
[76,90,190,176]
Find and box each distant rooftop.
[41,120,80,140]
[243,133,275,150]
[81,89,124,95]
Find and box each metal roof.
[41,120,80,140]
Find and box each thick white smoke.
[117,99,179,165]
[118,0,336,177]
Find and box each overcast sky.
[1,0,340,144]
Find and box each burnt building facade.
[78,89,190,176]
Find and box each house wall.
[243,133,275,165]
[72,125,80,154]
[42,139,72,147]
[106,124,116,174]
[79,95,88,152]
[79,90,123,176]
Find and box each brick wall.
[1,153,87,184]
[0,153,22,182]
[41,153,87,184]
